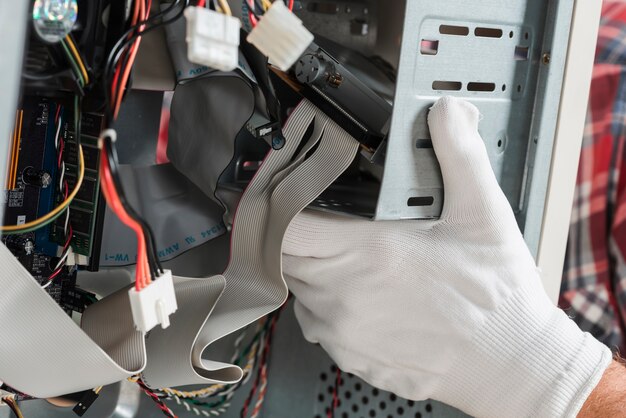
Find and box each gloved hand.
[282,97,612,418]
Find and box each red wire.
[197,0,206,6]
[328,368,341,418]
[112,0,150,119]
[48,268,64,282]
[100,148,149,290]
[57,140,65,168]
[137,379,178,418]
[288,0,294,11]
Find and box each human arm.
[579,359,626,417]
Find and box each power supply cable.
[3,397,24,418]
[99,131,162,281]
[104,0,189,122]
[99,139,151,290]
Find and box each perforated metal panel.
[376,0,574,260]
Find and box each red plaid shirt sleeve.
[561,1,626,352]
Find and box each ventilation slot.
[515,46,529,61]
[474,27,503,38]
[467,82,496,92]
[439,25,469,36]
[407,197,434,207]
[432,81,462,91]
[415,139,433,149]
[420,39,439,55]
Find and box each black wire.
[254,0,265,14]
[102,137,162,277]
[103,138,161,277]
[103,0,188,122]
[104,0,184,82]
[104,143,160,279]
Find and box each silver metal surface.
[375,0,574,258]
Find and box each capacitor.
[22,167,52,189]
[5,236,35,256]
[32,0,78,44]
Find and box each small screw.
[542,53,551,65]
[272,136,285,150]
[328,73,343,88]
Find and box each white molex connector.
[128,270,178,333]
[184,6,241,71]
[0,390,13,406]
[246,1,314,71]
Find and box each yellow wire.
[216,0,232,15]
[65,36,89,84]
[94,386,103,394]
[261,0,272,10]
[0,146,85,233]
[4,398,24,418]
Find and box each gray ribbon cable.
[0,100,358,395]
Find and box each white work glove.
[282,97,612,418]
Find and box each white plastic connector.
[128,270,178,333]
[246,1,314,71]
[0,390,13,406]
[184,6,241,71]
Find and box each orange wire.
[113,0,149,119]
[100,149,150,290]
[110,0,141,112]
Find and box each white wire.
[54,115,62,149]
[53,249,70,271]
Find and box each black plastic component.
[72,390,99,416]
[239,29,283,126]
[277,42,392,152]
[61,287,97,313]
[22,167,52,188]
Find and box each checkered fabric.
[561,1,626,352]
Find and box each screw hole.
[509,30,514,38]
[501,84,506,91]
[497,139,503,148]
[517,84,522,93]
[525,32,529,40]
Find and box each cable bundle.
[98,130,162,291]
[243,0,294,27]
[2,396,24,418]
[104,0,190,122]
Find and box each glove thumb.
[427,96,506,220]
